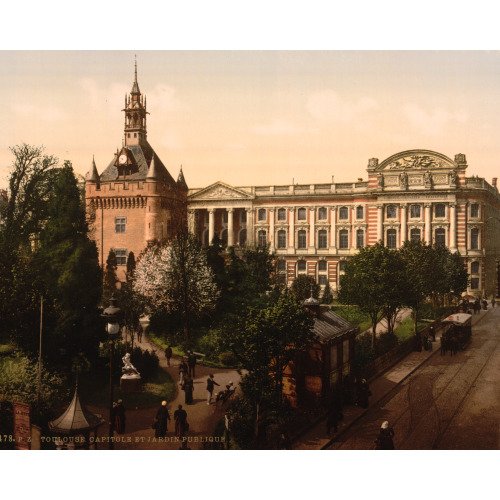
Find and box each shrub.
[219,351,238,366]
[130,347,159,382]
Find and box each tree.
[321,282,334,305]
[291,275,320,302]
[134,232,220,339]
[36,161,103,367]
[103,249,118,298]
[126,251,136,283]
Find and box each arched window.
[318,207,328,220]
[318,260,327,272]
[435,228,446,246]
[471,261,480,274]
[356,206,364,219]
[339,229,349,249]
[277,208,287,221]
[356,229,364,248]
[339,207,349,220]
[386,205,398,219]
[258,208,266,221]
[435,204,446,218]
[258,230,267,248]
[386,229,397,249]
[298,230,307,249]
[410,228,421,241]
[277,259,287,285]
[221,229,228,247]
[318,229,328,249]
[318,260,328,285]
[277,260,287,272]
[471,228,479,250]
[297,208,307,220]
[277,230,287,249]
[239,229,247,246]
[297,260,307,274]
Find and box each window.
[339,229,349,249]
[223,211,228,223]
[258,230,267,248]
[339,207,349,220]
[298,208,307,220]
[277,230,287,249]
[277,260,287,285]
[298,230,307,249]
[471,261,480,274]
[115,248,127,266]
[221,229,228,247]
[339,260,347,272]
[239,229,247,246]
[115,217,126,233]
[318,260,327,272]
[386,205,397,219]
[277,260,287,272]
[435,204,446,218]
[470,277,479,290]
[318,275,328,285]
[471,204,479,218]
[277,208,287,221]
[410,228,421,241]
[410,205,421,218]
[356,206,364,219]
[435,228,446,246]
[258,209,266,221]
[318,229,328,249]
[240,211,247,223]
[386,229,397,249]
[318,207,328,220]
[356,229,364,249]
[297,260,307,273]
[471,228,479,250]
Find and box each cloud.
[306,90,379,124]
[402,103,468,136]
[11,102,67,122]
[250,118,314,136]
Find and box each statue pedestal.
[120,375,142,393]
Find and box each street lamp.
[102,295,122,450]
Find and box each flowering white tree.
[134,233,220,339]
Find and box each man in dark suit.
[206,374,219,405]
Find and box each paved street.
[326,306,500,450]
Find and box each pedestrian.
[179,358,188,384]
[492,298,496,308]
[375,421,395,450]
[174,404,188,439]
[206,374,220,405]
[165,345,173,367]
[187,351,197,378]
[137,326,143,344]
[183,375,194,404]
[276,431,292,450]
[358,379,371,409]
[154,400,171,438]
[114,399,126,434]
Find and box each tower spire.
[123,56,148,146]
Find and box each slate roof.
[100,141,176,185]
[311,307,358,343]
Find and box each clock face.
[119,154,127,164]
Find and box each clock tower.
[123,58,148,147]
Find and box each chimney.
[492,177,497,188]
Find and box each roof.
[48,385,104,434]
[311,307,358,343]
[100,141,176,185]
[442,313,472,325]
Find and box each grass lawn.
[394,316,430,342]
[80,368,176,409]
[331,304,373,332]
[0,344,14,356]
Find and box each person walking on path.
[206,374,220,405]
[183,375,194,405]
[174,404,188,440]
[358,379,371,409]
[114,399,126,434]
[375,421,395,450]
[179,358,188,384]
[187,351,197,378]
[165,346,173,367]
[137,325,143,344]
[154,401,171,438]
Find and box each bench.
[193,352,206,365]
[215,385,237,406]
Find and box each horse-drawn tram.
[441,313,472,351]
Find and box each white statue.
[122,353,140,379]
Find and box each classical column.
[269,208,275,251]
[288,208,295,250]
[330,207,337,250]
[246,208,254,246]
[309,207,315,249]
[401,204,407,244]
[208,209,215,245]
[449,203,457,251]
[377,205,384,242]
[424,204,432,244]
[227,208,234,247]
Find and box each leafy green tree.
[381,249,406,335]
[291,274,320,302]
[126,251,136,283]
[103,249,118,298]
[321,282,334,304]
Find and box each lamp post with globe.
[102,295,122,450]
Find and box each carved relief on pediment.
[384,176,399,186]
[388,155,446,170]
[408,175,423,185]
[189,183,252,200]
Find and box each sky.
[2,50,500,191]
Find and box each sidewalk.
[293,306,490,450]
